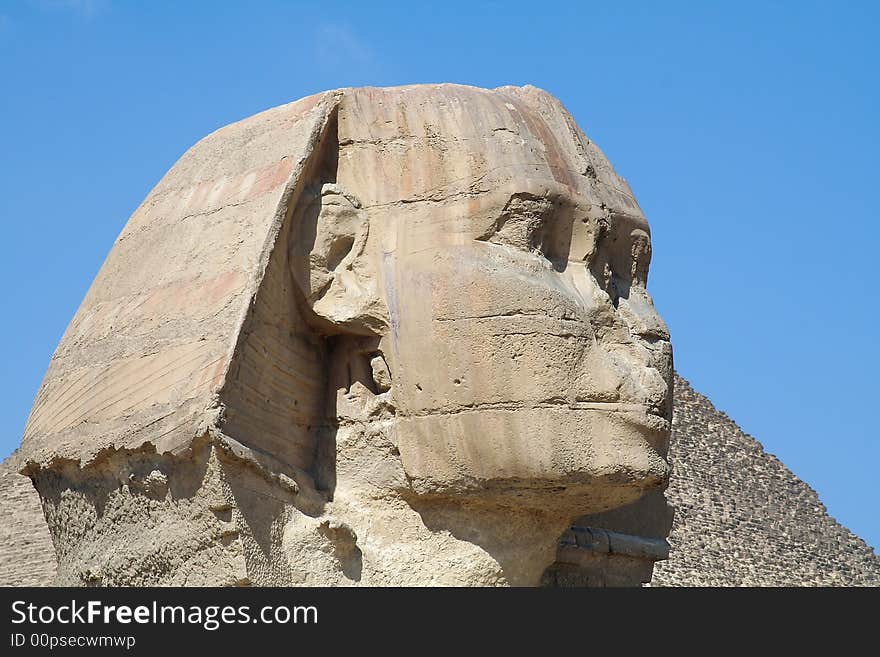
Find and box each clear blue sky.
[1,1,877,551]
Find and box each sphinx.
[20,84,673,586]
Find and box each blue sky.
[1,1,877,550]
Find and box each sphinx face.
[372,191,672,513]
[323,86,673,514]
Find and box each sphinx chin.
[393,407,670,517]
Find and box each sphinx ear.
[290,183,387,335]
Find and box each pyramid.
[0,452,55,586]
[652,376,879,586]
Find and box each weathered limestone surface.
[0,453,56,586]
[1,376,877,585]
[16,84,674,586]
[20,91,336,467]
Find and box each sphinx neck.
[322,489,570,586]
[310,419,573,586]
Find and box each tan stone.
[6,376,879,586]
[18,84,674,586]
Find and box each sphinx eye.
[588,220,619,306]
[527,211,555,259]
[589,253,619,307]
[479,194,556,258]
[629,229,651,287]
[600,260,617,305]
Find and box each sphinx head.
[289,85,672,517]
[19,84,672,586]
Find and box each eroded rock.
[18,84,674,586]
